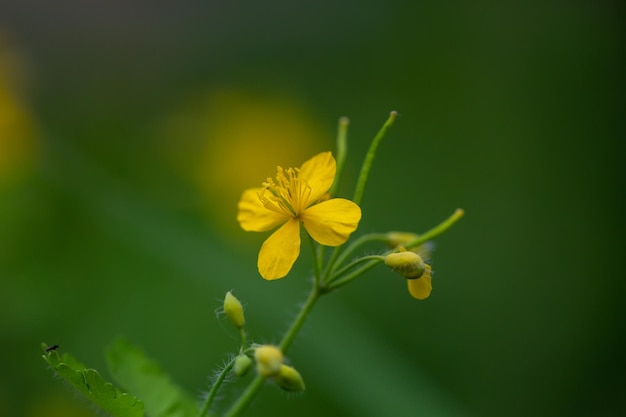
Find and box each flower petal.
[407,265,432,300]
[298,152,336,204]
[237,188,289,232]
[258,219,301,280]
[301,198,361,246]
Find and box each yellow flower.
[237,152,361,280]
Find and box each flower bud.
[384,250,425,279]
[275,364,305,392]
[223,291,245,329]
[407,264,433,300]
[386,231,419,249]
[254,345,283,377]
[233,354,253,376]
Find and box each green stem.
[197,357,237,417]
[323,247,342,284]
[326,233,389,278]
[405,209,465,248]
[308,233,322,285]
[322,233,388,283]
[327,259,383,291]
[239,328,247,350]
[353,111,397,206]
[330,116,349,196]
[328,255,385,286]
[224,287,321,417]
[279,286,320,352]
[317,244,326,279]
[223,375,265,417]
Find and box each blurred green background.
[1,1,624,416]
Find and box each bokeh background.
[1,1,624,416]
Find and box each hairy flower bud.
[233,354,253,376]
[254,345,283,377]
[223,291,245,329]
[275,364,305,392]
[384,250,426,279]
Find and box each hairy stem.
[224,286,320,417]
[196,357,236,417]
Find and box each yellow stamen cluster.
[259,167,313,218]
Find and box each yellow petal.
[301,198,361,246]
[298,152,336,204]
[258,219,301,279]
[407,265,432,300]
[237,188,289,231]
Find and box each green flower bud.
[233,354,253,376]
[384,250,425,279]
[275,364,305,392]
[254,345,283,377]
[223,291,245,329]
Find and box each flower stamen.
[260,166,314,218]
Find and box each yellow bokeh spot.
[164,89,326,237]
[0,34,37,187]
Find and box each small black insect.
[45,344,59,352]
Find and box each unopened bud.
[223,291,245,329]
[254,345,283,377]
[275,364,305,392]
[233,354,253,376]
[384,250,425,279]
[407,264,433,300]
[386,231,419,249]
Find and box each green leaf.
[106,338,198,417]
[42,345,144,417]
